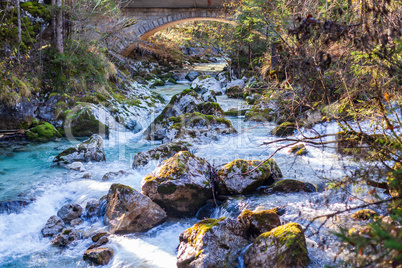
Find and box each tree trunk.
[16,0,21,44]
[56,0,63,53]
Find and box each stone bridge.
[110,0,231,56]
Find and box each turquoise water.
[0,65,383,267]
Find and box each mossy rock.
[26,122,61,142]
[141,151,212,216]
[226,86,244,99]
[194,102,225,118]
[224,109,248,116]
[244,222,309,268]
[64,106,109,138]
[217,159,282,195]
[351,209,378,220]
[289,144,307,156]
[271,122,297,137]
[271,179,317,193]
[237,209,281,237]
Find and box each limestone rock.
[101,170,126,181]
[104,184,167,234]
[244,222,309,268]
[177,217,249,268]
[191,76,223,95]
[41,215,65,237]
[83,247,114,266]
[53,135,106,165]
[141,151,212,216]
[270,179,317,193]
[217,159,282,195]
[57,203,82,224]
[66,162,85,171]
[237,209,281,237]
[132,141,191,168]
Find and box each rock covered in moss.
[83,247,114,266]
[270,179,317,193]
[271,122,297,137]
[245,97,275,122]
[41,215,65,237]
[144,89,203,140]
[194,102,225,118]
[202,90,218,103]
[57,203,82,224]
[177,217,249,268]
[191,76,223,95]
[226,86,244,99]
[244,222,309,268]
[217,159,282,195]
[51,228,81,248]
[351,209,378,220]
[141,151,212,216]
[26,121,61,142]
[289,144,308,156]
[64,105,109,138]
[104,184,167,234]
[133,141,191,168]
[164,112,237,142]
[53,135,106,165]
[237,209,281,237]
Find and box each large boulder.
[41,215,65,237]
[53,135,106,165]
[57,203,82,224]
[132,141,191,168]
[270,179,317,193]
[177,217,249,268]
[217,159,282,195]
[144,89,203,141]
[83,248,114,266]
[244,222,309,268]
[26,122,62,142]
[237,209,281,237]
[191,76,223,95]
[64,105,109,138]
[141,151,212,217]
[104,184,167,234]
[0,99,35,130]
[194,102,225,118]
[163,112,237,142]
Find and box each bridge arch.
[118,9,233,56]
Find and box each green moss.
[289,144,307,156]
[351,209,378,220]
[26,122,62,142]
[271,122,296,137]
[186,217,226,246]
[65,106,109,137]
[225,109,248,116]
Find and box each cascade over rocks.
[57,203,82,224]
[41,215,65,237]
[237,209,281,237]
[132,141,191,168]
[217,159,282,195]
[177,217,249,268]
[244,222,309,268]
[141,151,212,217]
[53,135,106,165]
[104,184,167,234]
[191,76,223,95]
[85,199,101,218]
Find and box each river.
[0,62,385,267]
